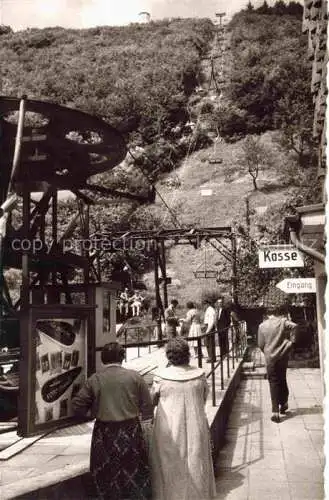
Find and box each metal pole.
[0,217,5,332]
[138,328,140,358]
[197,338,202,368]
[219,330,224,390]
[160,240,168,309]
[84,204,90,292]
[226,328,230,379]
[149,326,151,353]
[232,233,238,304]
[154,241,163,341]
[8,96,26,196]
[211,333,216,406]
[51,190,57,286]
[22,188,30,311]
[231,326,235,369]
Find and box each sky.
[0,0,252,31]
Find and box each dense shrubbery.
[217,6,315,168]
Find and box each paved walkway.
[215,368,324,500]
[0,344,243,499]
[0,363,323,499]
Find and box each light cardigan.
[72,364,153,421]
[258,315,297,364]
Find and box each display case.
[18,282,121,436]
[18,304,94,436]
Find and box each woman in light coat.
[150,338,216,500]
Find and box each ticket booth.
[18,282,120,437]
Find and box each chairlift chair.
[193,242,218,279]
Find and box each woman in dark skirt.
[72,342,153,500]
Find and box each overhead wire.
[126,146,183,229]
[153,95,206,228]
[125,55,211,231]
[124,30,222,232]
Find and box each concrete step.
[242,368,267,379]
[241,361,255,371]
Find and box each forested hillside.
[217,5,315,165]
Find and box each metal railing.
[112,320,248,407]
[118,323,158,359]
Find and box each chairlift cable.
[108,61,216,233]
[127,145,184,229]
[155,85,207,228]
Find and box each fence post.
[124,329,127,361]
[226,327,230,379]
[197,338,203,368]
[211,332,216,406]
[231,326,235,369]
[219,330,224,390]
[149,326,151,353]
[138,328,140,358]
[243,321,247,351]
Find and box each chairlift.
[193,242,218,279]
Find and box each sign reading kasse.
[258,245,304,268]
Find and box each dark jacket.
[216,307,231,332]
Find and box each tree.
[226,11,313,141]
[238,136,274,190]
[212,102,248,139]
[269,56,315,167]
[273,0,287,15]
[286,2,303,17]
[257,1,271,14]
[0,25,13,35]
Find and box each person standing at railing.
[203,298,217,363]
[181,301,203,358]
[216,297,231,356]
[164,299,179,338]
[230,303,241,348]
[258,305,297,423]
[150,338,216,500]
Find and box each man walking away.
[258,305,297,423]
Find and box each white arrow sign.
[276,278,316,294]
